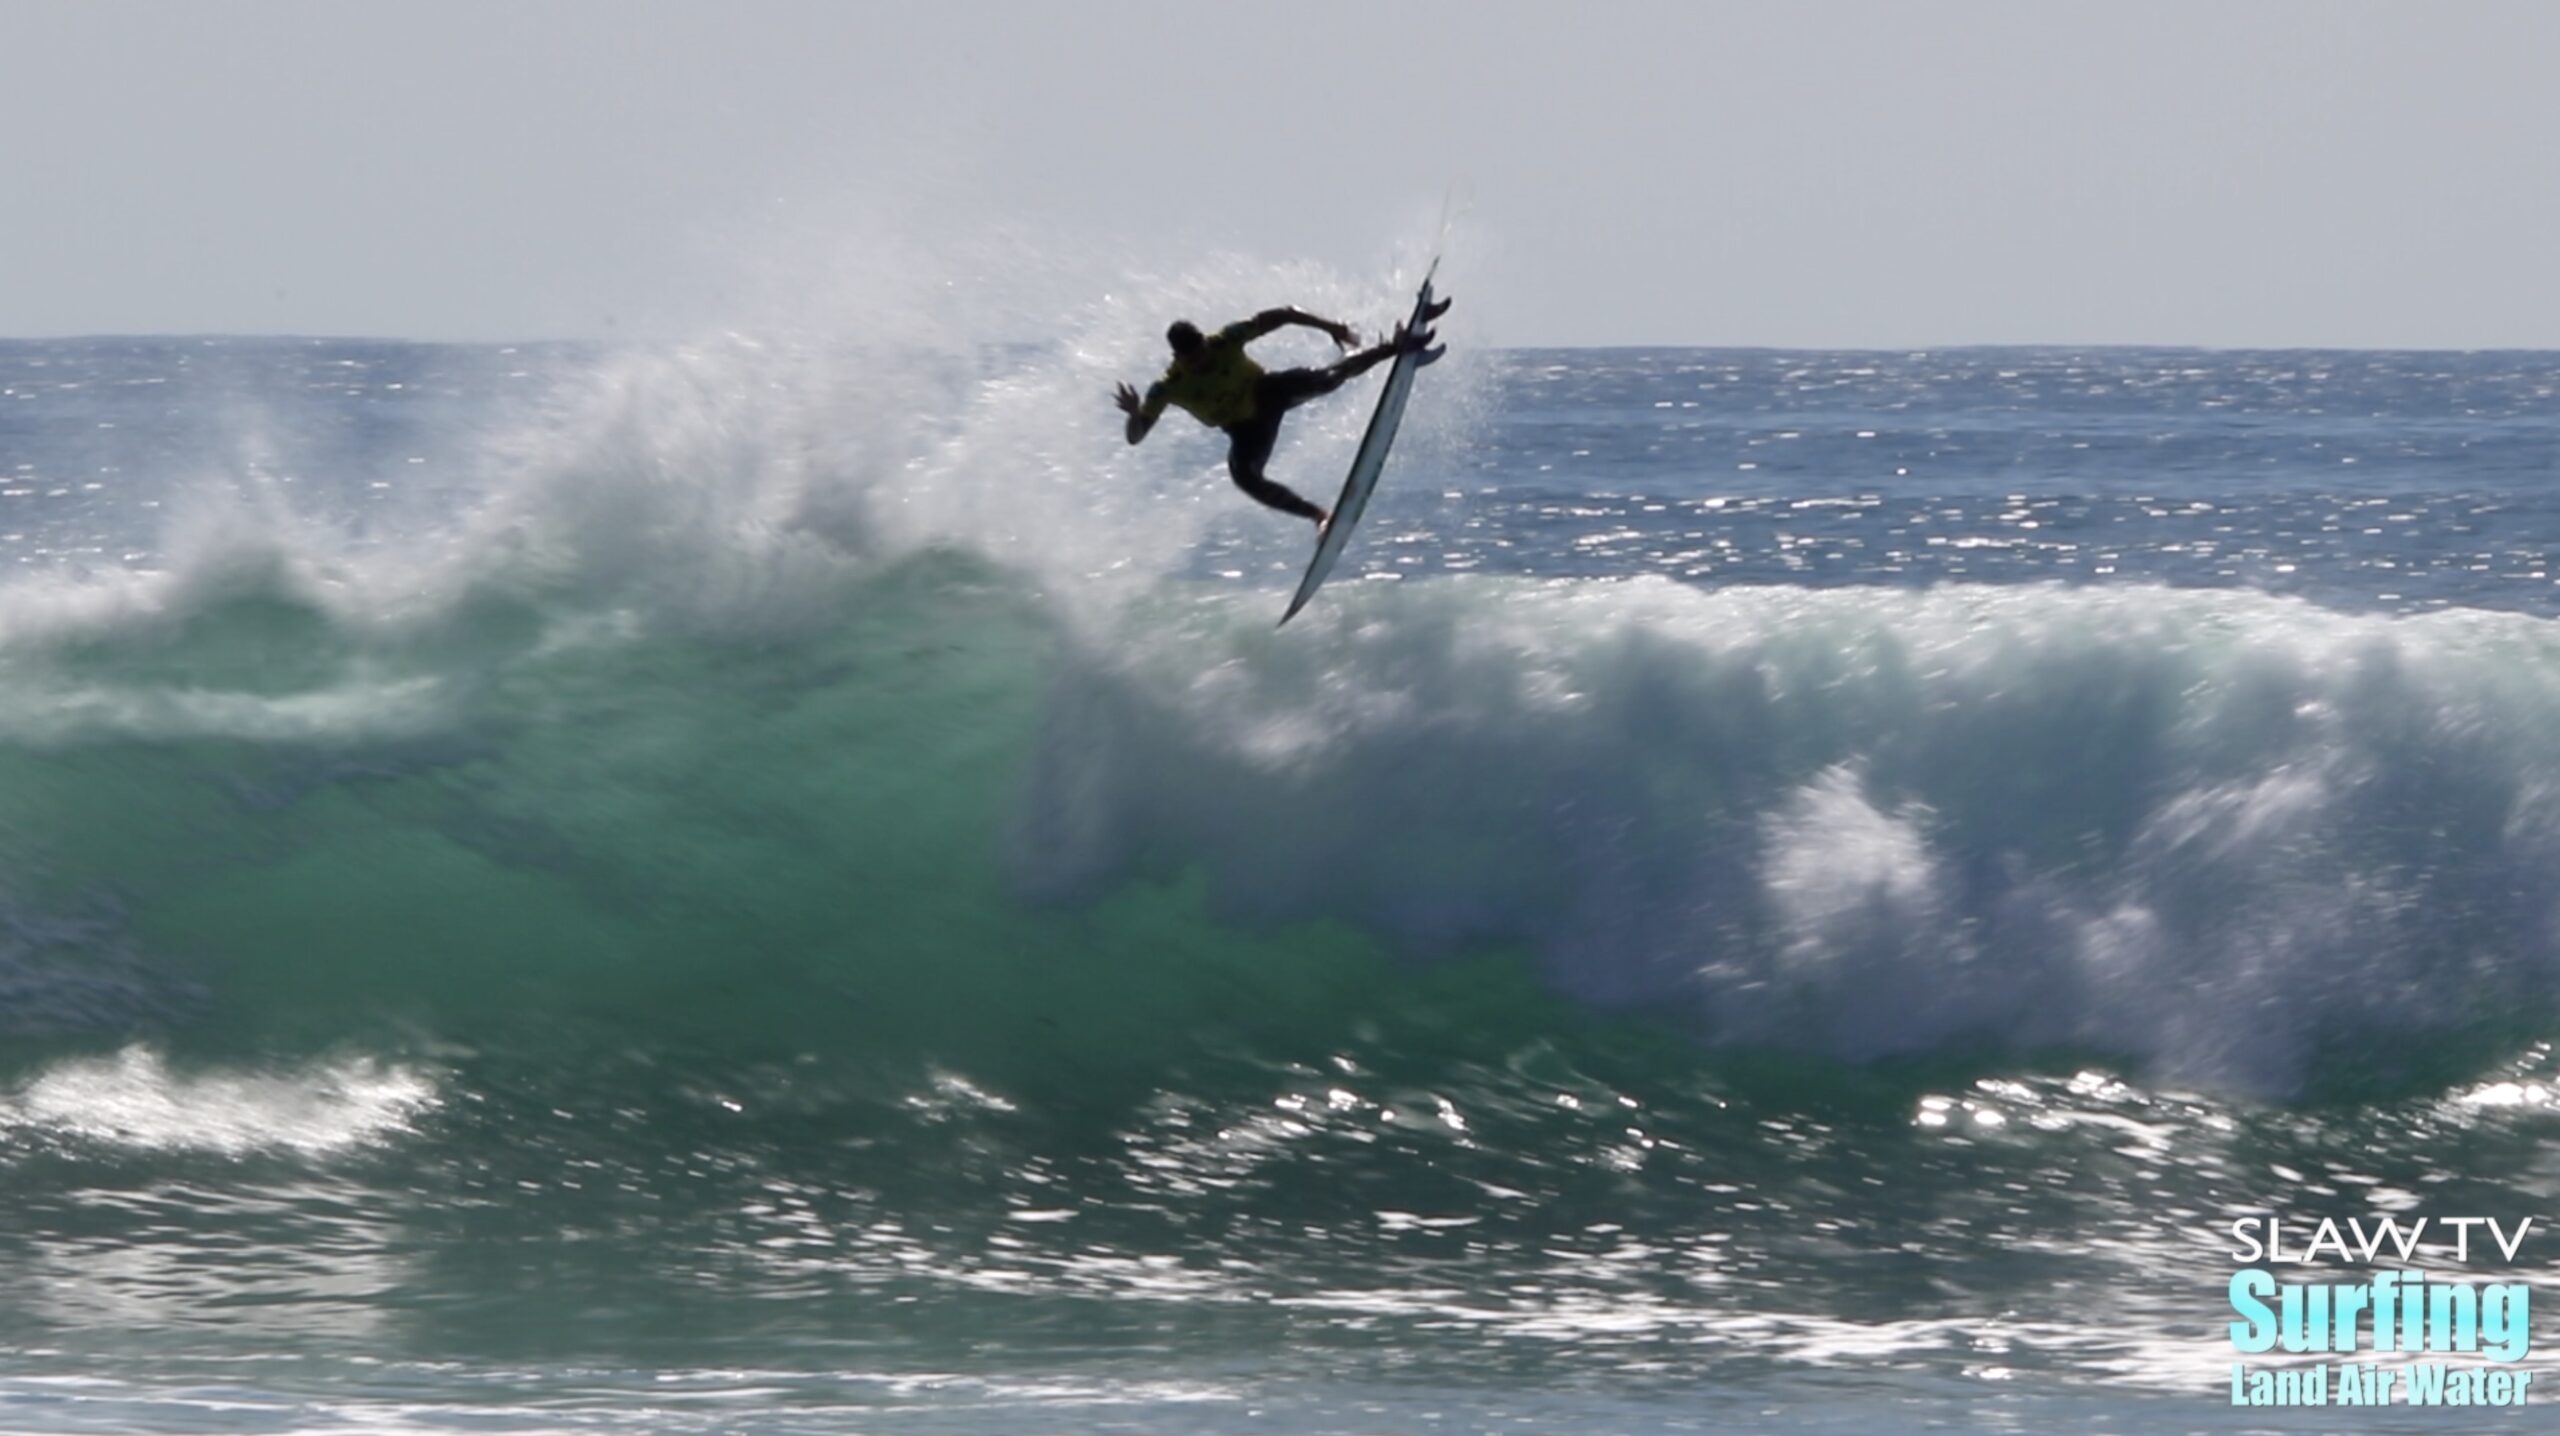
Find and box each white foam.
[0,229,1484,713]
[0,1046,436,1156]
[1018,577,2560,1093]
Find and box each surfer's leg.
[1230,467,1326,524]
[1253,346,1395,420]
[1255,367,1344,414]
[1222,419,1326,524]
[1310,327,1437,389]
[1316,342,1398,391]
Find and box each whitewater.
[6,258,2560,1433]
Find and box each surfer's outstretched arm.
[1235,308,1358,349]
[1114,381,1163,444]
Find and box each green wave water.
[14,540,2560,1097]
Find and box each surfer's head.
[1165,320,1205,358]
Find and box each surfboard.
[1278,261,1445,627]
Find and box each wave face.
[6,528,2560,1098]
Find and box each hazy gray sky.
[8,1,2559,347]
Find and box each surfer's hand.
[1326,321,1357,350]
[1113,382,1141,415]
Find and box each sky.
[7,1,2560,348]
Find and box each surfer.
[1115,300,1447,528]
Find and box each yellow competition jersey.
[1142,322,1266,429]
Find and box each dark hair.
[1166,320,1205,356]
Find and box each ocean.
[5,277,2560,1432]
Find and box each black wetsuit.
[1218,361,1386,521]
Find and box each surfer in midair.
[1115,297,1449,529]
